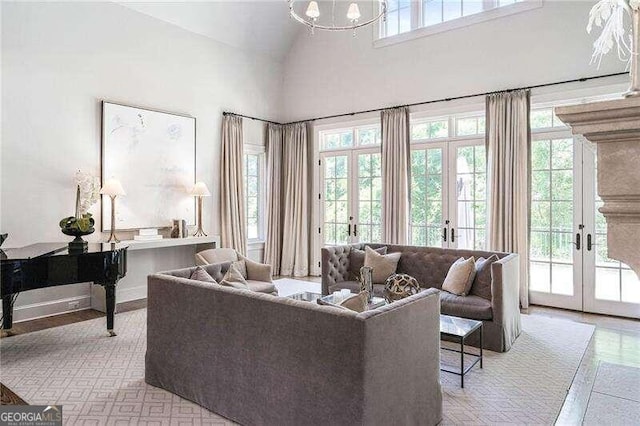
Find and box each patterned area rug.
[0,309,594,425]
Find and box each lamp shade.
[305,1,320,18]
[347,3,361,20]
[190,181,211,197]
[100,178,126,197]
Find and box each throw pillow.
[442,257,476,296]
[317,290,370,312]
[364,246,401,284]
[232,260,248,279]
[470,255,499,300]
[349,246,388,281]
[189,266,218,284]
[220,264,249,289]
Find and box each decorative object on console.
[170,219,188,238]
[101,101,196,231]
[100,178,126,243]
[383,273,420,303]
[134,229,162,241]
[0,233,6,247]
[359,266,373,302]
[587,0,640,97]
[190,181,210,237]
[288,0,387,36]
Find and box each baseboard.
[0,295,92,324]
[90,284,147,313]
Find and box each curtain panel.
[264,124,284,275]
[485,90,531,309]
[280,122,310,276]
[220,115,247,255]
[381,107,411,245]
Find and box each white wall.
[282,0,628,122]
[1,2,283,321]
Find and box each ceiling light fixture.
[289,0,387,36]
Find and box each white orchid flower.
[588,0,635,67]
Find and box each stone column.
[556,97,640,277]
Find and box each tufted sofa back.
[321,243,509,293]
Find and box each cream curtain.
[220,115,247,255]
[486,90,531,309]
[264,124,284,275]
[280,123,309,276]
[381,107,411,244]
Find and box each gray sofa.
[322,243,521,352]
[146,264,443,426]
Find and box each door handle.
[347,224,351,236]
[450,228,455,243]
[442,227,447,242]
[575,233,581,250]
[587,233,592,251]
[353,224,357,237]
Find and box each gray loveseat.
[146,264,443,426]
[322,243,521,352]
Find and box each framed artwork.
[101,101,196,231]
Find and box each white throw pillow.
[442,257,477,296]
[220,264,249,289]
[364,246,401,284]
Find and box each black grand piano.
[1,242,128,336]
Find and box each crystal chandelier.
[288,0,387,35]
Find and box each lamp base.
[193,228,207,237]
[106,232,120,243]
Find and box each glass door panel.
[322,154,351,245]
[529,137,582,310]
[410,145,447,247]
[356,152,383,243]
[583,145,640,318]
[451,143,486,250]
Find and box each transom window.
[320,124,381,151]
[380,0,537,43]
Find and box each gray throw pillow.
[364,246,401,284]
[349,246,388,281]
[220,264,249,289]
[470,255,499,300]
[189,266,218,284]
[442,257,476,296]
[232,260,248,279]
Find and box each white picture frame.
[101,101,196,231]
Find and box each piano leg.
[2,295,13,335]
[104,283,117,337]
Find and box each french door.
[529,135,640,318]
[410,140,486,250]
[320,149,383,245]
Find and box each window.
[530,107,567,130]
[320,125,381,151]
[243,151,264,241]
[379,0,539,44]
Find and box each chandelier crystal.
[289,0,387,35]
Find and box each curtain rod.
[222,111,281,126]
[224,71,628,126]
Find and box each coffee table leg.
[480,324,483,369]
[460,335,465,388]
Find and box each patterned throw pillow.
[442,257,477,296]
[470,255,499,300]
[364,246,402,284]
[349,246,388,281]
[232,260,248,279]
[220,264,249,289]
[189,266,218,284]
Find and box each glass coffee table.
[319,292,387,310]
[440,315,483,388]
[287,291,322,302]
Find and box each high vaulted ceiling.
[118,1,303,60]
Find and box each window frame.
[243,145,266,243]
[374,0,543,48]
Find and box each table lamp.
[100,178,126,243]
[190,181,210,237]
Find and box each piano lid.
[0,242,128,261]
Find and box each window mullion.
[412,0,422,30]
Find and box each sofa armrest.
[238,254,272,282]
[321,245,352,295]
[490,254,521,348]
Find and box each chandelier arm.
[289,0,387,32]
